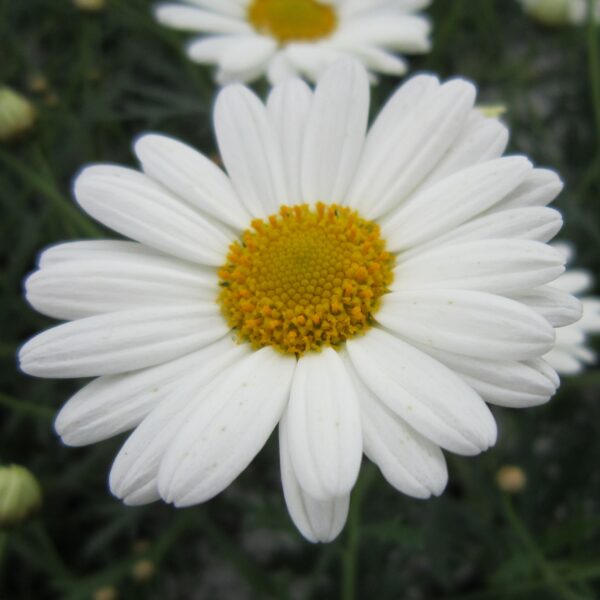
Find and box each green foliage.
[1,0,599,598]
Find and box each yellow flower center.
[218,203,394,356]
[247,0,338,45]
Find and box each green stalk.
[0,392,54,420]
[502,496,582,600]
[341,465,375,600]
[0,148,101,239]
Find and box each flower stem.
[0,392,54,420]
[341,464,375,600]
[501,495,582,600]
[0,147,101,239]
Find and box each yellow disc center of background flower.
[218,203,394,356]
[247,0,337,44]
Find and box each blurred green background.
[1,0,600,598]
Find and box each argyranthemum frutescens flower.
[19,60,580,543]
[542,244,600,374]
[154,0,431,84]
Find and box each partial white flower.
[154,0,432,84]
[20,60,578,543]
[517,0,600,25]
[543,244,600,374]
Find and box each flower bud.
[0,87,36,143]
[73,0,106,11]
[132,559,155,582]
[0,465,42,528]
[496,465,527,494]
[93,586,119,600]
[518,0,571,26]
[27,74,49,94]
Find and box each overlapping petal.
[158,348,296,506]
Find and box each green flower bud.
[73,0,106,11]
[0,87,36,143]
[518,0,571,26]
[0,465,42,528]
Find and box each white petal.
[216,62,270,85]
[354,74,438,176]
[346,328,496,455]
[134,134,250,230]
[266,51,299,85]
[25,253,218,320]
[347,78,476,219]
[327,42,408,76]
[217,35,277,75]
[581,297,600,331]
[19,305,228,378]
[74,166,233,266]
[490,168,563,212]
[179,0,246,18]
[401,207,562,261]
[214,84,288,218]
[417,345,558,408]
[341,352,447,498]
[509,286,583,327]
[333,14,431,53]
[267,79,313,204]
[376,289,555,361]
[279,410,349,543]
[109,338,248,505]
[301,59,369,205]
[287,348,363,501]
[543,347,583,376]
[551,270,593,295]
[285,43,345,83]
[56,336,238,447]
[154,4,251,34]
[38,240,161,268]
[187,35,242,64]
[417,112,509,190]
[381,157,532,252]
[392,240,565,295]
[341,0,431,17]
[158,348,296,505]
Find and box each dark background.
[1,0,599,598]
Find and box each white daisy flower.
[543,244,600,374]
[517,0,600,26]
[154,0,432,84]
[20,60,579,543]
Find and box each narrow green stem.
[0,392,54,420]
[0,148,101,238]
[502,496,582,600]
[588,0,600,147]
[341,465,375,600]
[29,520,72,581]
[0,532,7,589]
[197,510,285,599]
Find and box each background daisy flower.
[543,244,600,374]
[154,0,432,84]
[20,60,579,543]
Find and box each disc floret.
[247,0,338,44]
[218,203,394,356]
